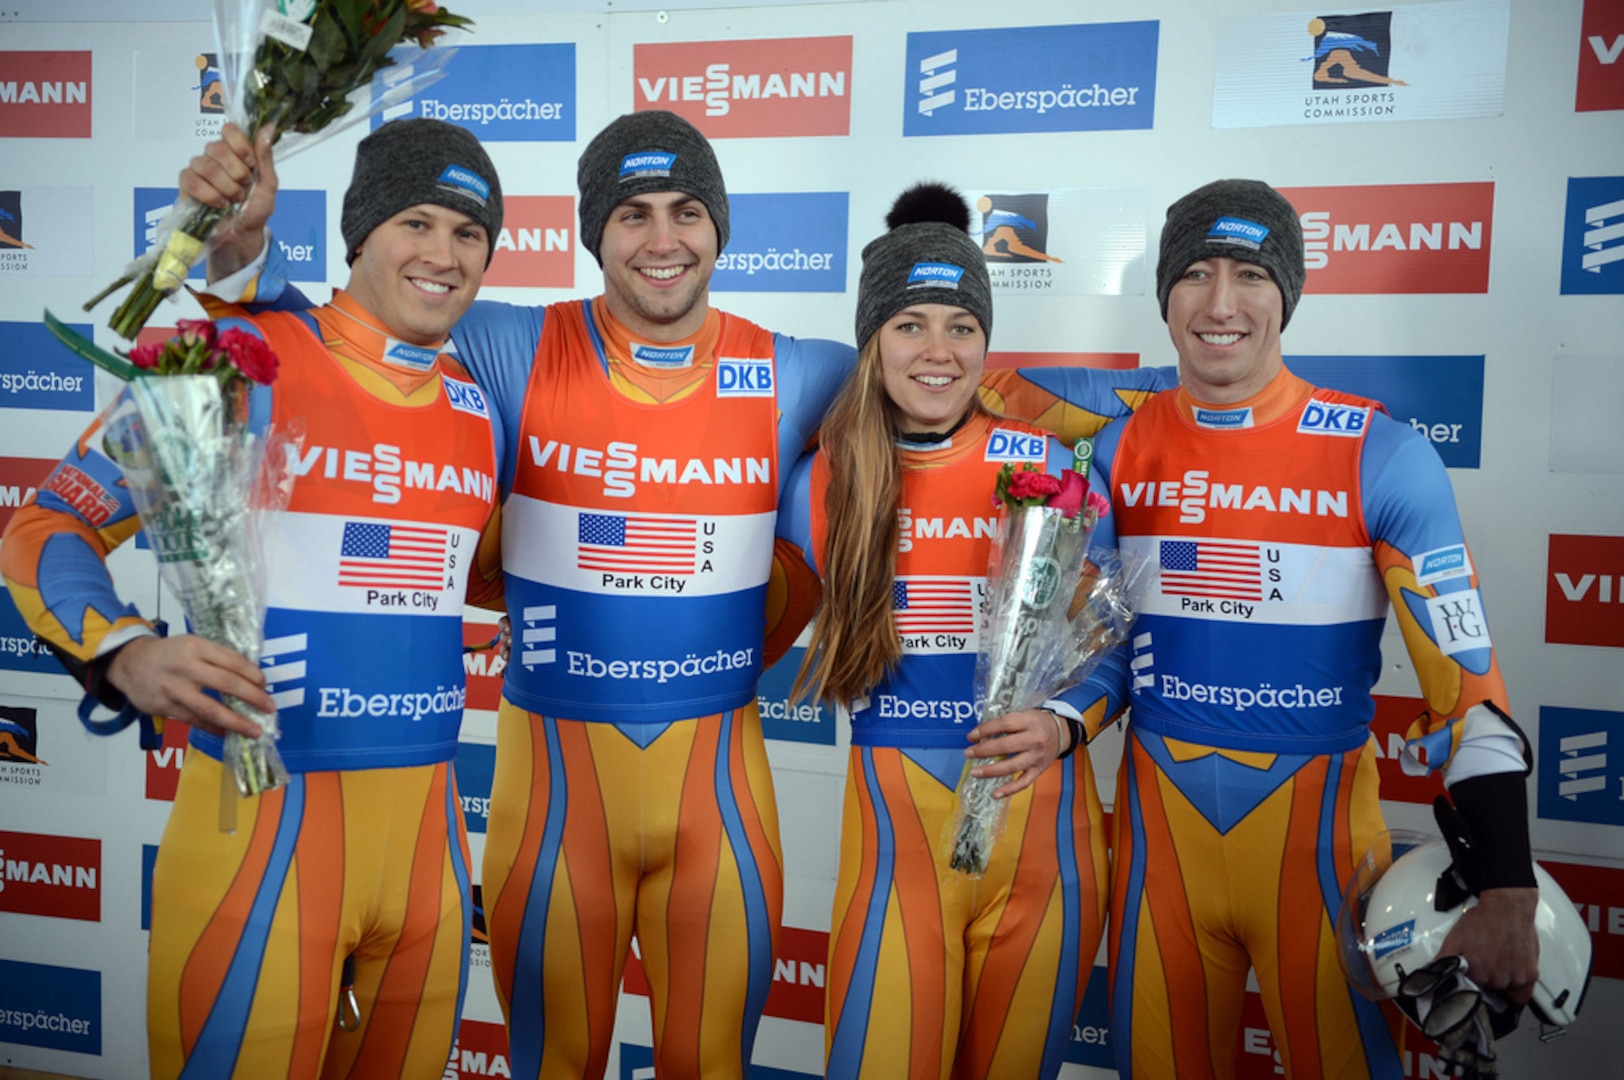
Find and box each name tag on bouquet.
[262,6,316,52]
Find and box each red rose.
[1006,468,1061,502]
[218,328,279,384]
[175,318,217,350]
[128,342,163,370]
[1048,469,1089,518]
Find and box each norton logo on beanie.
[436,165,491,206]
[620,151,677,180]
[907,261,965,289]
[1207,216,1269,251]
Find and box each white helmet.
[1337,830,1592,1034]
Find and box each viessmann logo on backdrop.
[0,51,91,138]
[1546,533,1624,648]
[633,36,852,138]
[904,21,1158,137]
[0,829,100,922]
[483,195,574,289]
[1576,0,1623,112]
[1279,182,1494,293]
[374,43,575,142]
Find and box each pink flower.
[1048,469,1089,518]
[218,328,279,384]
[175,318,217,350]
[128,342,163,370]
[1085,489,1111,520]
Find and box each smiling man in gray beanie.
[1071,176,1541,1080]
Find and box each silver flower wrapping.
[107,374,296,808]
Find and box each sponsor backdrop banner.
[0,187,93,276]
[1576,0,1624,113]
[1,2,1620,1078]
[1213,0,1510,129]
[903,21,1158,137]
[968,187,1148,296]
[633,36,853,138]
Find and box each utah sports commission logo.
[1305,13,1406,90]
[976,194,1062,264]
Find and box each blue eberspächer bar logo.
[0,320,96,413]
[712,192,847,293]
[375,43,575,142]
[134,187,326,283]
[1561,176,1624,295]
[904,21,1158,137]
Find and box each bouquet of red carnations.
[50,313,300,825]
[87,0,472,339]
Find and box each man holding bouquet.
[1079,179,1540,1078]
[3,117,505,1078]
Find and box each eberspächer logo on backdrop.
[904,21,1158,137]
[0,51,92,138]
[374,43,575,141]
[1576,0,1624,112]
[484,195,574,289]
[134,187,326,283]
[1285,355,1483,469]
[453,740,495,834]
[0,959,100,1054]
[1280,182,1493,293]
[0,321,95,412]
[1546,533,1624,648]
[1538,706,1624,828]
[1561,176,1624,294]
[712,192,847,293]
[633,36,852,138]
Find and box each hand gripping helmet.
[1336,829,1592,1037]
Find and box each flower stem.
[103,203,230,340]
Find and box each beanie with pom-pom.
[855,182,992,350]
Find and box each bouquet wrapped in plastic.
[48,314,299,822]
[86,0,472,338]
[946,442,1149,876]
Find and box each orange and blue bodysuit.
[449,296,851,1080]
[778,413,1112,1080]
[2,294,502,1079]
[1077,370,1525,1080]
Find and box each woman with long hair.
[778,184,1108,1080]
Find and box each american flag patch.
[892,577,977,634]
[577,512,697,574]
[1158,539,1262,601]
[337,522,448,589]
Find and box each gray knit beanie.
[576,110,730,265]
[341,118,503,266]
[856,183,992,350]
[1156,179,1305,328]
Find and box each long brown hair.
[792,336,906,705]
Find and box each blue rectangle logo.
[378,43,576,142]
[1209,216,1269,249]
[985,428,1047,462]
[757,646,834,746]
[907,261,965,289]
[454,741,496,834]
[904,22,1158,137]
[133,188,326,283]
[713,192,848,293]
[1537,706,1624,828]
[0,591,66,675]
[1285,356,1484,469]
[1561,176,1624,295]
[0,320,96,413]
[0,958,101,1054]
